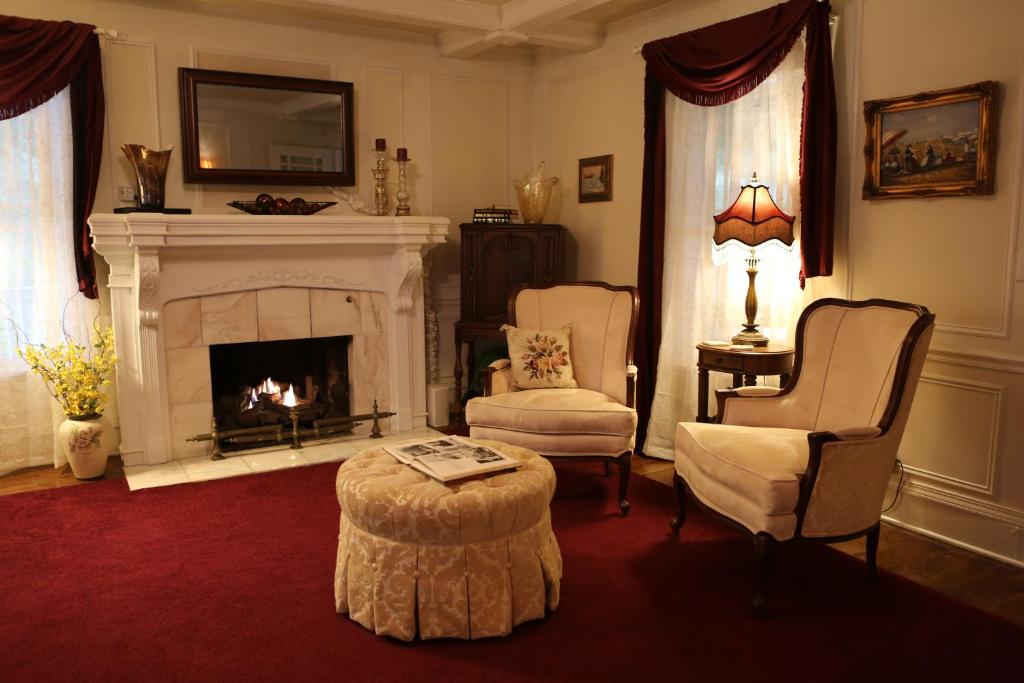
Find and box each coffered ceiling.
[124,0,675,59]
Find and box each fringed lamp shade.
[713,175,795,249]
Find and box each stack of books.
[704,340,756,351]
[472,206,518,224]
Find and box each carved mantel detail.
[394,248,424,314]
[137,250,161,328]
[193,267,367,295]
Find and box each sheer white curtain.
[0,88,98,475]
[644,44,812,460]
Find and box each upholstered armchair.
[465,282,640,515]
[671,298,935,608]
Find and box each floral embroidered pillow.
[501,324,578,390]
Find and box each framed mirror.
[178,68,355,186]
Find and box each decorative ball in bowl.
[228,193,336,215]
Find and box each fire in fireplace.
[208,336,350,448]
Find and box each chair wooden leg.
[603,461,612,477]
[866,523,880,582]
[616,453,631,516]
[752,533,773,615]
[669,474,687,535]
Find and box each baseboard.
[885,478,1024,568]
[881,514,1024,570]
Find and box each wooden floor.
[630,455,1024,628]
[3,452,1022,628]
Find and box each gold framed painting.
[578,154,613,202]
[863,81,998,199]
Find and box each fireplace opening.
[209,335,350,450]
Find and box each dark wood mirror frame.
[178,67,355,186]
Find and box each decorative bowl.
[228,194,336,215]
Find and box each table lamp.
[712,173,795,347]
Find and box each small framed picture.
[578,154,613,202]
[863,81,998,199]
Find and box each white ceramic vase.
[58,413,112,480]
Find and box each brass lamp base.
[732,329,769,347]
[733,255,769,347]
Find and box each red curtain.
[634,0,836,452]
[0,15,105,299]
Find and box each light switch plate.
[118,185,136,202]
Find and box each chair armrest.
[797,430,896,539]
[714,387,806,428]
[626,364,638,408]
[733,386,780,397]
[483,359,513,396]
[832,426,882,440]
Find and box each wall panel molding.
[840,0,864,300]
[932,48,1024,339]
[100,40,160,208]
[428,73,511,214]
[190,46,336,78]
[547,55,642,88]
[928,346,1024,375]
[901,373,1002,496]
[366,66,406,143]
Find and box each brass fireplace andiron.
[188,400,395,460]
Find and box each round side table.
[695,343,794,422]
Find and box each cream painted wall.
[5,0,536,395]
[843,0,1024,566]
[532,0,1024,565]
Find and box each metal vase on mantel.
[122,144,173,210]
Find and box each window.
[0,88,95,473]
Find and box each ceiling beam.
[499,0,616,32]
[527,19,603,52]
[438,28,533,58]
[300,0,500,32]
[436,30,497,59]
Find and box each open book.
[385,436,521,483]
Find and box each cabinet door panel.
[480,234,538,319]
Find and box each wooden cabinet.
[454,223,566,412]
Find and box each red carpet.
[1,461,1020,682]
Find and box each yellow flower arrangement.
[16,324,117,417]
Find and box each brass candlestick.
[372,148,389,216]
[395,149,411,216]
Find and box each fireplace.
[88,212,449,466]
[209,336,350,449]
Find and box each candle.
[396,147,408,161]
[375,138,386,151]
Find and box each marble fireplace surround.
[89,213,449,467]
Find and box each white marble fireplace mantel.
[89,213,450,466]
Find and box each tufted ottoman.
[334,439,562,641]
